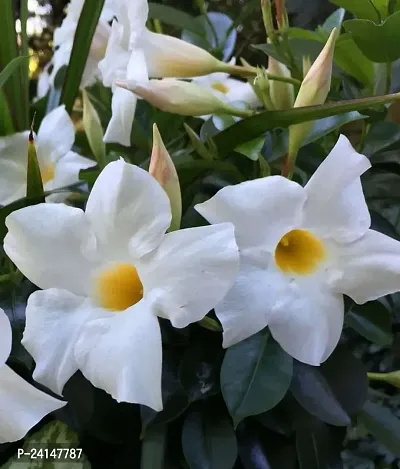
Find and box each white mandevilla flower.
[38,0,114,98]
[195,135,400,366]
[99,0,232,146]
[0,307,65,443]
[191,59,260,119]
[0,105,95,205]
[4,160,239,411]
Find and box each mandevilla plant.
[0,0,399,467]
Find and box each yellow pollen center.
[95,263,143,311]
[274,229,326,275]
[40,164,55,184]
[211,82,229,94]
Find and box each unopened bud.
[268,57,294,110]
[254,67,274,110]
[143,31,227,78]
[368,371,400,389]
[287,28,338,173]
[150,124,182,232]
[261,0,276,42]
[117,79,252,118]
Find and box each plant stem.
[220,63,301,86]
[385,61,392,95]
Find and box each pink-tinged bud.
[267,57,294,110]
[149,124,182,231]
[142,31,225,78]
[302,55,312,78]
[288,28,338,172]
[117,78,250,117]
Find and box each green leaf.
[346,301,393,346]
[184,123,213,160]
[322,8,346,33]
[335,33,374,87]
[296,419,346,469]
[148,3,204,36]
[182,410,237,469]
[291,361,351,426]
[2,421,91,468]
[270,112,365,161]
[362,121,400,156]
[0,88,14,135]
[358,401,400,456]
[26,132,45,201]
[60,0,105,113]
[213,91,400,157]
[0,56,29,89]
[0,1,25,131]
[220,330,293,426]
[330,0,383,21]
[344,11,400,63]
[82,90,106,168]
[235,135,265,161]
[140,424,166,469]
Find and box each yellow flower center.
[40,164,55,184]
[274,229,326,275]
[211,82,229,94]
[94,263,143,311]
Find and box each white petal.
[0,308,11,366]
[268,281,344,366]
[104,87,137,146]
[138,223,239,328]
[36,105,75,165]
[0,365,66,443]
[4,204,95,295]
[85,160,171,260]
[215,260,285,348]
[45,151,96,203]
[195,176,306,257]
[22,289,108,396]
[127,47,148,82]
[330,229,400,303]
[224,78,260,107]
[74,299,163,410]
[0,132,29,205]
[302,135,371,243]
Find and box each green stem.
[224,104,256,118]
[385,62,392,95]
[357,121,371,152]
[219,63,301,86]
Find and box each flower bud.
[253,67,274,110]
[302,55,312,78]
[117,78,250,118]
[368,371,400,389]
[261,0,276,42]
[142,31,226,78]
[268,57,294,110]
[287,28,338,171]
[150,124,182,232]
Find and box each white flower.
[195,135,400,366]
[0,307,65,443]
[99,0,227,146]
[191,59,260,119]
[38,0,114,98]
[4,160,239,410]
[0,105,95,205]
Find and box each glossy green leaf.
[344,11,400,63]
[362,121,400,156]
[270,112,365,161]
[220,330,293,426]
[235,135,265,161]
[322,8,346,33]
[26,133,45,201]
[0,56,29,89]
[148,2,204,35]
[330,0,385,21]
[346,301,393,346]
[296,419,346,469]
[60,0,105,113]
[82,90,106,168]
[182,410,237,469]
[358,401,400,456]
[140,424,166,469]
[335,33,374,87]
[291,361,351,426]
[214,91,400,156]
